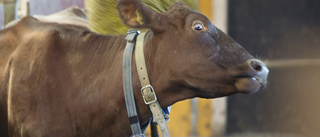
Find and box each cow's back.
[0,16,90,80]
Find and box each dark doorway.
[227,0,320,137]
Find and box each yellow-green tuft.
[85,0,198,35]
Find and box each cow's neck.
[128,31,196,123]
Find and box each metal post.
[3,0,17,25]
[17,0,29,18]
[190,98,198,136]
[212,0,228,136]
[0,1,4,29]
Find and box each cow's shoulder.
[33,6,88,28]
[0,17,41,83]
[2,16,55,44]
[14,16,90,47]
[4,16,90,69]
[15,16,88,35]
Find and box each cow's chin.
[235,77,263,94]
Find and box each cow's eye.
[193,22,204,31]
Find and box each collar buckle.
[141,85,157,105]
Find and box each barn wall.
[227,0,320,136]
[29,0,84,15]
[2,0,16,26]
[0,4,3,29]
[0,0,84,28]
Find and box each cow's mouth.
[230,59,269,94]
[234,76,265,94]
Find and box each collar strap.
[123,29,144,137]
[135,32,171,137]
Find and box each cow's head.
[117,0,269,98]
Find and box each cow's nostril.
[250,61,263,72]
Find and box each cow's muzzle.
[233,59,269,94]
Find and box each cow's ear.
[117,0,166,32]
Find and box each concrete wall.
[0,4,3,29]
[227,0,320,136]
[29,0,84,15]
[0,0,84,28]
[2,0,16,26]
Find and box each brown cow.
[0,0,269,136]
